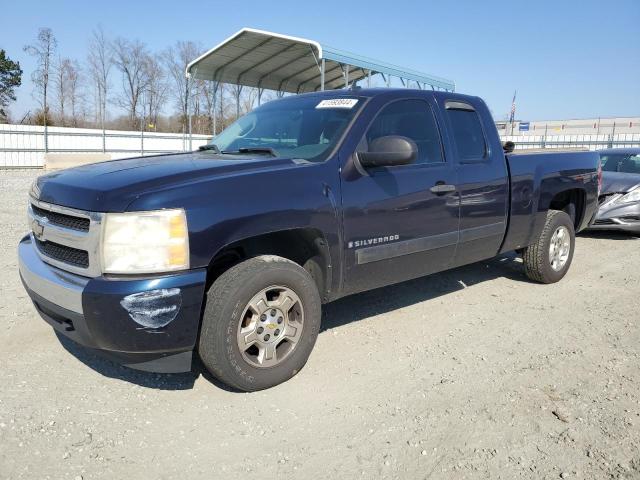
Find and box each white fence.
[0,124,210,168]
[2,123,640,168]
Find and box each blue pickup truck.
[19,88,600,391]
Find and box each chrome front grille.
[28,198,104,277]
[34,237,90,268]
[31,204,90,232]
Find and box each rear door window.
[445,102,487,162]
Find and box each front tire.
[198,255,321,391]
[523,209,575,284]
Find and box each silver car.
[591,148,640,233]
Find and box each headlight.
[102,209,189,274]
[617,186,640,204]
[29,179,41,200]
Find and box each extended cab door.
[441,99,509,267]
[340,97,460,295]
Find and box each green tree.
[0,49,23,121]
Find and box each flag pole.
[509,90,517,136]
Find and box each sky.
[2,0,639,122]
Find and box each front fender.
[127,160,342,294]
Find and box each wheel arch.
[205,228,333,302]
[547,187,587,230]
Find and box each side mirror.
[357,135,418,168]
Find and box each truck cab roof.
[271,87,479,103]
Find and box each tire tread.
[523,209,574,284]
[199,255,319,391]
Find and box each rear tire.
[523,210,575,284]
[198,255,321,391]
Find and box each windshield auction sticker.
[316,99,359,109]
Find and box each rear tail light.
[597,158,603,196]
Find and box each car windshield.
[600,153,640,174]
[207,95,364,162]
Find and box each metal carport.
[185,28,455,142]
[187,28,454,93]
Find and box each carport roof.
[186,28,455,94]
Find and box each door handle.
[430,182,456,195]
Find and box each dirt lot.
[1,169,639,480]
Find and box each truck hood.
[601,172,640,194]
[33,152,301,212]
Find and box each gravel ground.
[1,169,639,480]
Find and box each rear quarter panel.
[501,151,599,252]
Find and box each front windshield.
[208,95,363,162]
[600,154,640,174]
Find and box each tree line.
[1,27,271,135]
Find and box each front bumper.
[18,234,207,373]
[590,199,640,233]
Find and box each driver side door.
[340,97,460,295]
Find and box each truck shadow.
[56,252,531,391]
[55,333,200,391]
[578,231,639,241]
[321,252,532,332]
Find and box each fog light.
[120,288,182,328]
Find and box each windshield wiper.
[222,147,279,157]
[198,144,221,153]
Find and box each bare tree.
[229,83,243,119]
[54,57,85,127]
[67,60,83,127]
[163,41,200,134]
[143,54,167,130]
[111,37,151,129]
[54,56,68,124]
[241,87,258,115]
[199,78,220,135]
[87,26,112,143]
[218,83,231,131]
[24,27,57,131]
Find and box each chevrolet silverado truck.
[19,88,601,391]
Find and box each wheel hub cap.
[549,226,571,271]
[236,286,304,368]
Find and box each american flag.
[509,91,517,124]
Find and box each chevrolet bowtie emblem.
[31,218,45,240]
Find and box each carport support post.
[235,85,243,119]
[188,107,193,151]
[187,69,194,151]
[99,89,106,153]
[344,65,349,88]
[140,113,144,156]
[320,58,325,91]
[211,83,218,136]
[43,122,48,155]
